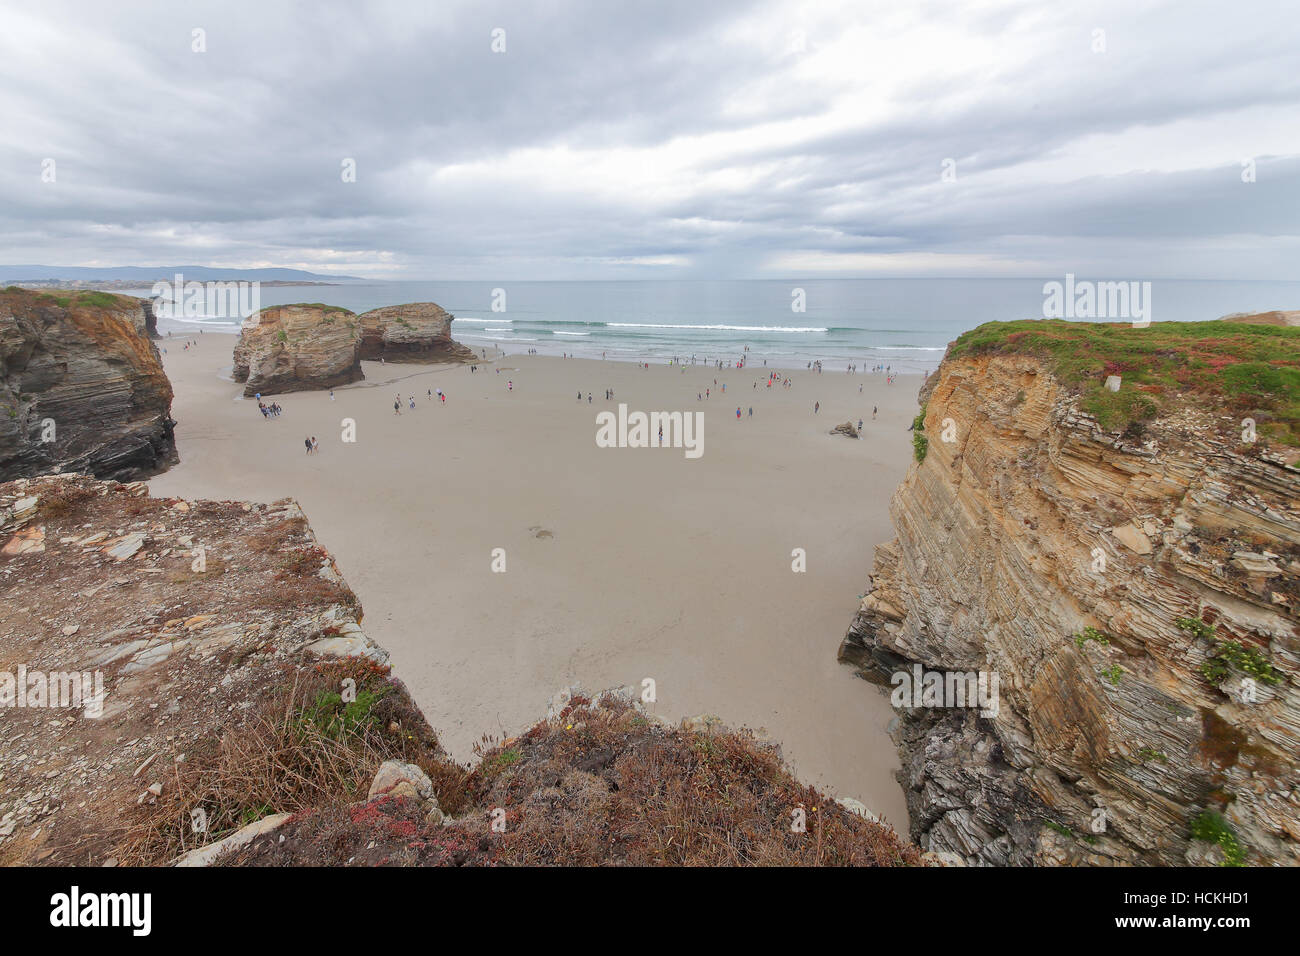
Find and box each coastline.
[150,332,920,827]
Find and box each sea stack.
[0,287,176,481]
[357,302,476,363]
[232,304,363,397]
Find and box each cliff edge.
[841,319,1299,865]
[0,474,921,867]
[0,288,175,482]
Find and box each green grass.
[71,291,122,309]
[946,319,1300,445]
[240,803,274,826]
[1072,626,1111,649]
[296,687,386,740]
[266,303,355,314]
[5,288,125,310]
[1200,638,1284,688]
[911,404,928,462]
[1189,810,1246,866]
[482,748,522,775]
[1175,616,1217,641]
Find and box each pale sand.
[150,334,917,828]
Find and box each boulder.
[0,288,176,481]
[232,304,362,397]
[830,421,859,439]
[368,760,435,803]
[357,302,476,363]
[174,812,293,867]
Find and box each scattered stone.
[830,421,860,439]
[680,713,730,735]
[835,796,878,821]
[174,813,294,867]
[103,532,146,561]
[2,525,45,556]
[368,760,435,804]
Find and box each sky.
[1,0,1297,280]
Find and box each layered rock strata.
[0,289,175,481]
[841,344,1299,865]
[358,302,476,362]
[232,304,362,397]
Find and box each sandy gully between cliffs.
[149,334,918,829]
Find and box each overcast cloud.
[1,0,1297,279]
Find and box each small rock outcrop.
[358,302,475,363]
[232,304,362,397]
[1220,309,1300,327]
[0,288,176,481]
[830,421,859,439]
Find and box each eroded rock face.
[841,353,1299,865]
[232,304,362,396]
[0,289,176,481]
[0,474,394,865]
[357,302,475,363]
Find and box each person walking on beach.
[304,437,312,455]
[330,389,335,401]
[858,419,863,432]
[508,380,513,391]
[814,401,820,414]
[394,399,401,415]
[311,436,319,453]
[872,405,878,420]
[736,407,741,419]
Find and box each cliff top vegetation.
[947,319,1300,447]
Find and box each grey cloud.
[0,0,1296,277]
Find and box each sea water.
[138,277,1300,372]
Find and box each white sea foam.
[606,322,828,333]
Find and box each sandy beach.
[149,334,918,827]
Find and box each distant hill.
[0,264,364,283]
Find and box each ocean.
[139,278,1300,372]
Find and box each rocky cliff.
[358,302,476,363]
[232,304,363,397]
[0,474,923,867]
[0,288,175,482]
[840,318,1299,866]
